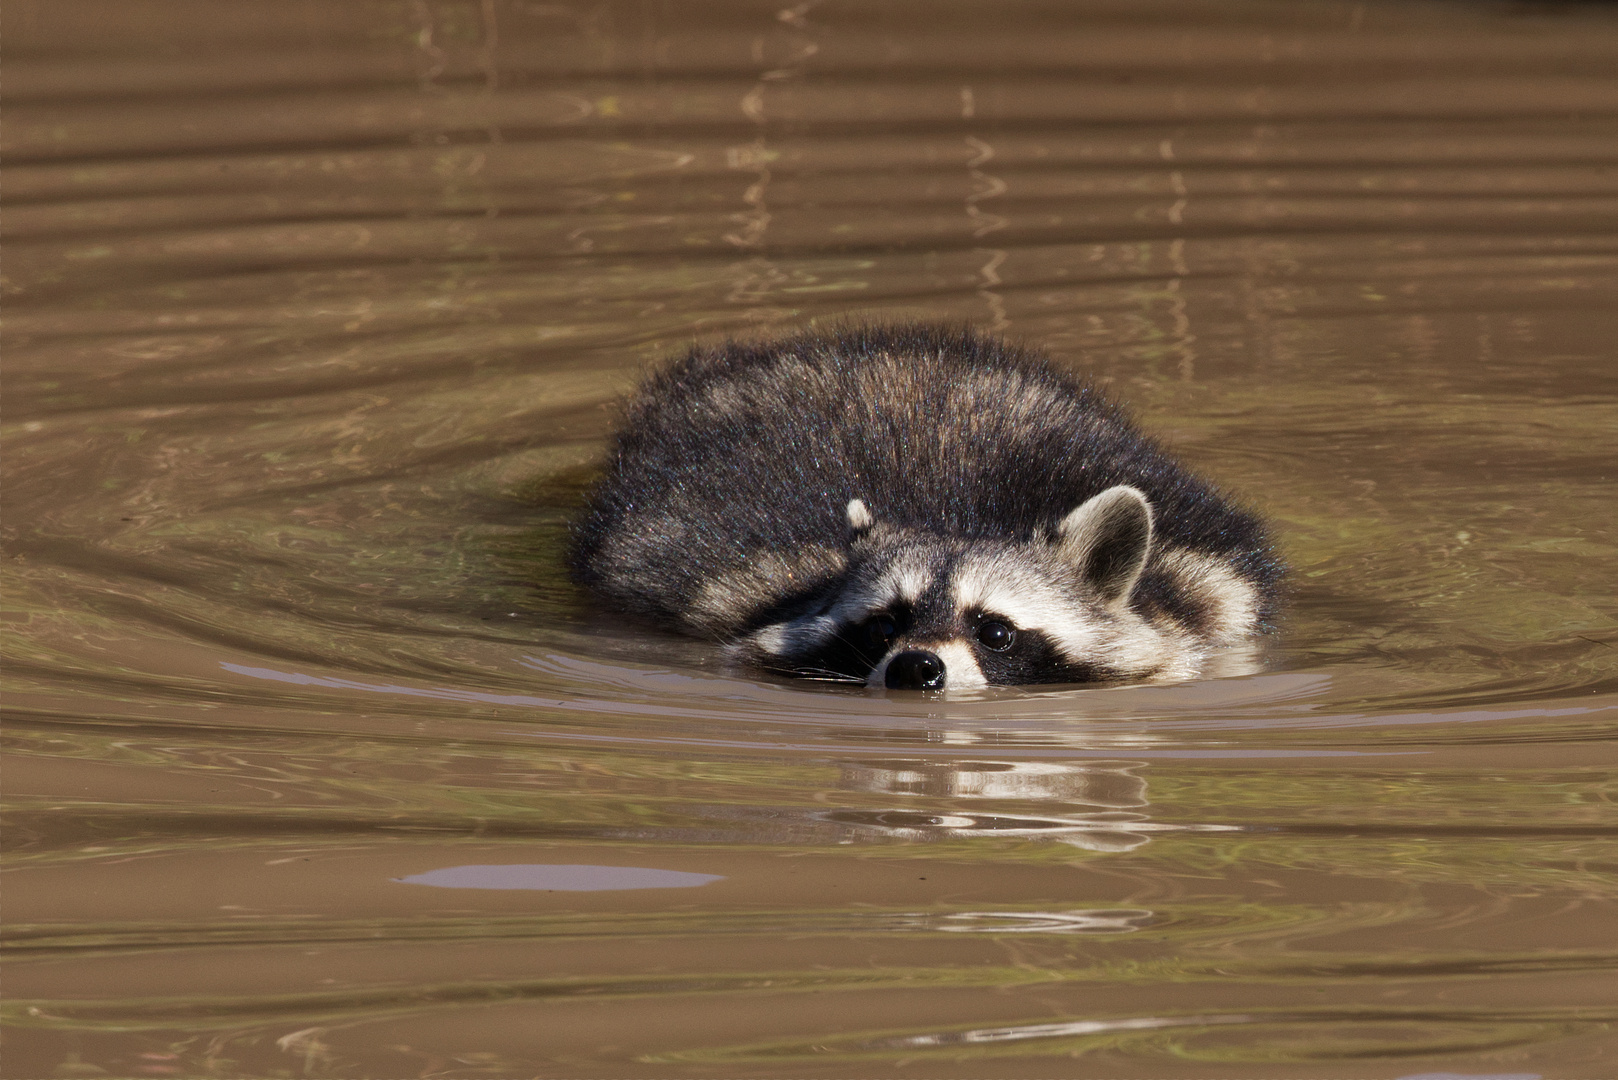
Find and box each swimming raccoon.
[571,324,1281,688]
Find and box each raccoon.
[571,324,1281,689]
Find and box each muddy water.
[3,1,1617,1077]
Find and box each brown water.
[4,1,1617,1077]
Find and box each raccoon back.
[571,324,1279,633]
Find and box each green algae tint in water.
[3,1,1617,1077]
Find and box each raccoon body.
[571,325,1282,688]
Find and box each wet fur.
[571,324,1282,687]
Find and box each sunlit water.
[3,1,1616,1077]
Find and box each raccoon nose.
[884,650,946,690]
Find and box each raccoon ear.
[846,498,876,535]
[1057,485,1154,605]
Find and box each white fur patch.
[846,498,874,531]
[1153,547,1262,643]
[887,554,934,604]
[932,640,987,689]
[741,614,838,658]
[831,550,935,625]
[749,624,788,654]
[950,552,1098,659]
[1096,615,1187,679]
[867,653,891,687]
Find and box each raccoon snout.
[884,650,946,690]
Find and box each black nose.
[884,650,946,690]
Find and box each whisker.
[788,667,867,684]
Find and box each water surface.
[4,1,1616,1076]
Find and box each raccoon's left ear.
[1057,485,1154,606]
[846,498,876,536]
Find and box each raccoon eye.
[862,614,898,653]
[976,619,1016,652]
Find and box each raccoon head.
[729,486,1196,688]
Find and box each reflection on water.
[395,864,725,891]
[928,909,1155,935]
[881,1012,1253,1049]
[4,0,1617,1075]
[834,758,1184,850]
[841,758,1148,803]
[679,1009,1584,1065]
[820,808,1172,852]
